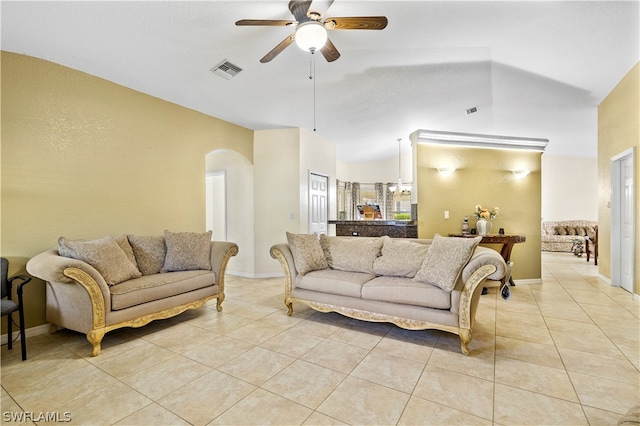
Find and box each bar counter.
[329,220,417,238]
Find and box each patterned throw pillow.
[58,236,142,285]
[554,226,568,235]
[319,235,383,274]
[128,235,167,275]
[161,230,212,272]
[373,236,430,278]
[286,232,328,275]
[413,235,481,291]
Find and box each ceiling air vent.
[211,60,242,80]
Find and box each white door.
[309,173,328,235]
[611,149,635,293]
[206,171,227,241]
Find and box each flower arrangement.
[473,205,499,221]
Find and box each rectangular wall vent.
[211,60,242,80]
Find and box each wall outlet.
[444,210,449,219]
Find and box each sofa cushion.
[162,230,212,272]
[295,269,374,298]
[362,276,451,309]
[128,235,167,275]
[286,232,328,275]
[413,235,481,291]
[319,235,382,274]
[373,236,430,278]
[110,270,216,310]
[58,236,142,286]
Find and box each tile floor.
[1,252,639,425]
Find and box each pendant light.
[388,138,412,194]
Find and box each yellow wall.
[598,62,640,295]
[1,52,254,330]
[416,144,542,281]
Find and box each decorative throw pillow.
[554,226,568,236]
[161,230,212,272]
[286,232,328,275]
[373,236,430,278]
[128,235,167,275]
[413,235,481,291]
[566,227,577,236]
[114,235,139,269]
[319,235,383,274]
[58,236,142,286]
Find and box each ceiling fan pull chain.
[310,50,317,131]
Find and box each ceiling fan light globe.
[295,21,328,52]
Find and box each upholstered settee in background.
[541,220,597,252]
[27,231,238,356]
[271,234,508,355]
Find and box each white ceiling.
[2,1,638,162]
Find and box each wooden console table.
[449,234,525,286]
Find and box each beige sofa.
[541,220,597,252]
[270,234,508,355]
[27,231,238,356]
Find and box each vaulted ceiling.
[2,1,638,162]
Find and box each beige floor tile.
[497,309,547,329]
[495,356,579,402]
[150,324,220,354]
[317,376,410,425]
[260,328,324,357]
[121,354,212,400]
[371,333,434,364]
[218,346,295,385]
[549,328,623,357]
[10,363,120,413]
[582,405,629,426]
[495,335,564,369]
[42,381,152,425]
[569,370,640,415]
[157,370,255,425]
[427,347,495,380]
[262,359,346,409]
[327,324,385,350]
[229,303,281,321]
[302,411,348,425]
[495,321,554,345]
[398,396,492,425]
[195,312,254,334]
[90,342,176,379]
[225,321,289,345]
[493,384,588,425]
[351,350,424,393]
[559,346,639,384]
[300,339,369,374]
[182,335,254,368]
[209,388,312,425]
[413,366,494,420]
[114,402,191,425]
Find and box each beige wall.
[253,128,337,276]
[1,52,254,330]
[415,143,542,282]
[542,155,598,221]
[598,62,639,295]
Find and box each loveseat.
[541,220,597,252]
[270,234,508,355]
[27,231,238,356]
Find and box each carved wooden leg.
[285,299,293,316]
[459,329,472,356]
[216,294,225,312]
[87,329,105,357]
[49,323,58,334]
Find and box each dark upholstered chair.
[1,258,31,360]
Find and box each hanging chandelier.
[388,138,412,194]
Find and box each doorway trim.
[610,147,635,293]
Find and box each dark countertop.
[329,220,416,226]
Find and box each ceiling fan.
[236,0,388,63]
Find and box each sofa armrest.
[461,246,507,282]
[270,244,296,313]
[210,241,239,296]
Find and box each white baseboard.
[1,323,50,345]
[597,273,611,284]
[513,278,543,286]
[226,271,284,279]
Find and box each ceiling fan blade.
[260,34,295,63]
[325,16,388,30]
[289,0,312,22]
[320,38,340,62]
[308,0,334,19]
[235,19,296,27]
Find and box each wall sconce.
[512,170,530,179]
[437,167,456,176]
